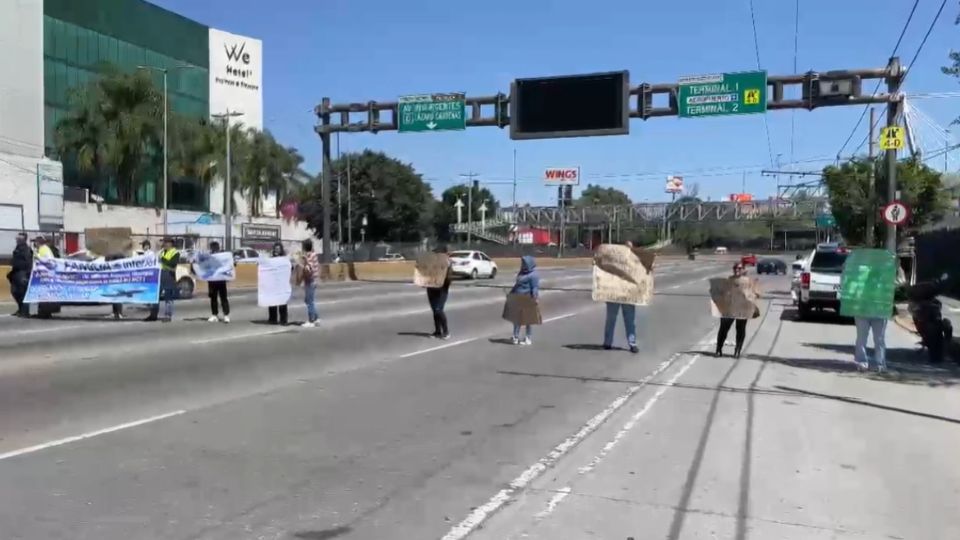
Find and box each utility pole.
[320,98,333,262]
[885,57,903,253]
[460,172,479,245]
[512,149,518,227]
[347,153,353,247]
[945,129,950,174]
[336,132,342,248]
[866,107,876,247]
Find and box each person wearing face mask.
[267,242,289,325]
[715,263,756,358]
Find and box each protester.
[147,238,179,322]
[509,255,540,345]
[300,239,320,328]
[33,235,59,319]
[715,263,756,358]
[603,241,639,353]
[7,232,32,317]
[266,241,289,325]
[141,239,154,256]
[426,244,452,339]
[206,241,231,323]
[105,253,125,320]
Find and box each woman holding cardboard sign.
[505,256,541,345]
[712,263,761,358]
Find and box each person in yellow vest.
[33,235,60,319]
[146,238,180,322]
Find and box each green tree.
[299,150,434,241]
[55,69,162,204]
[433,184,501,240]
[575,184,632,206]
[822,157,947,246]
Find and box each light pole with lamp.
[136,64,200,238]
[211,110,245,250]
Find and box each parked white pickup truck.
[797,243,849,319]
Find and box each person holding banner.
[508,256,541,345]
[426,245,452,339]
[601,242,641,354]
[33,235,60,319]
[7,233,32,317]
[266,242,290,325]
[206,242,232,323]
[146,238,180,322]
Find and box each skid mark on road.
[0,410,186,462]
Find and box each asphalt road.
[0,258,746,540]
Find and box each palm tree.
[55,69,162,205]
[235,129,302,217]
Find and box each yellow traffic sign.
[744,88,761,105]
[880,126,904,150]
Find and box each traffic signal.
[511,71,630,140]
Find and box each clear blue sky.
[154,0,959,207]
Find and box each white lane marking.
[399,338,477,358]
[3,323,99,336]
[534,487,572,519]
[0,410,185,462]
[542,312,578,323]
[190,328,289,345]
[440,350,685,540]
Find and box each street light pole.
[211,110,244,250]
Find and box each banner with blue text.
[24,254,161,304]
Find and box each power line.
[748,0,775,167]
[835,0,921,160]
[901,0,950,86]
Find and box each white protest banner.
[592,244,654,306]
[257,256,292,307]
[192,252,236,282]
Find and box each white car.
[233,247,261,264]
[449,250,498,280]
[797,243,849,318]
[378,253,406,262]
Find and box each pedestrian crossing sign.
[744,88,761,105]
[879,126,904,150]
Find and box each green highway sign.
[398,93,466,133]
[677,70,767,118]
[816,214,836,228]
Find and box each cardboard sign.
[85,227,133,257]
[839,249,896,319]
[414,253,450,288]
[502,293,542,325]
[592,244,655,306]
[709,277,760,319]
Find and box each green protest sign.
[839,249,896,319]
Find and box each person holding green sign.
[839,249,898,373]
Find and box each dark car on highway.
[757,258,787,275]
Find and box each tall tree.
[299,150,434,241]
[434,184,501,240]
[575,184,632,206]
[55,69,162,204]
[822,157,947,246]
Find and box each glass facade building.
[43,0,210,210]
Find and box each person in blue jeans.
[510,256,540,345]
[604,302,638,353]
[854,318,888,372]
[300,239,320,328]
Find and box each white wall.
[63,201,311,242]
[0,0,44,158]
[0,152,44,230]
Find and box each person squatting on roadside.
[715,263,754,358]
[266,242,289,325]
[426,244,452,339]
[7,232,32,317]
[510,255,540,345]
[206,241,231,323]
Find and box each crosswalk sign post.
[879,126,904,151]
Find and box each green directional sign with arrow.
[398,93,466,133]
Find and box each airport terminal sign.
[678,71,767,118]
